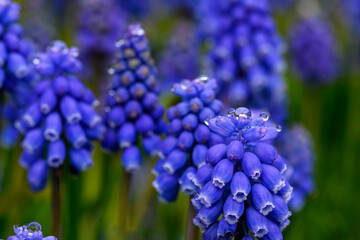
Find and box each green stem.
[185,198,199,240]
[119,168,131,235]
[51,168,62,238]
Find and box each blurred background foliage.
[0,0,360,239]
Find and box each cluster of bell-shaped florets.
[289,16,339,85]
[101,23,165,171]
[197,0,287,124]
[191,108,293,239]
[277,125,315,212]
[7,222,56,240]
[77,0,128,79]
[0,0,32,91]
[15,40,104,191]
[341,0,360,38]
[152,77,224,203]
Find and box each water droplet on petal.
[276,125,282,132]
[27,222,41,232]
[260,112,269,121]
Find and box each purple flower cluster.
[158,22,199,92]
[152,77,224,202]
[16,40,103,191]
[8,222,56,240]
[198,0,287,124]
[0,0,32,91]
[102,24,165,171]
[341,0,360,37]
[77,0,127,67]
[191,108,292,239]
[289,17,339,85]
[115,0,150,18]
[277,125,315,212]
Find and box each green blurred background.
[0,0,360,239]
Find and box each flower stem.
[51,168,62,238]
[185,198,199,240]
[119,168,131,234]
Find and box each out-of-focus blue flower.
[115,0,150,18]
[102,23,164,172]
[158,21,199,92]
[341,0,360,37]
[197,0,287,124]
[22,0,56,51]
[0,0,32,91]
[191,108,293,239]
[289,16,340,85]
[152,77,224,203]
[270,0,295,9]
[160,0,197,14]
[277,125,315,212]
[77,0,128,80]
[16,40,103,191]
[8,222,57,240]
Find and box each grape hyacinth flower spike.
[102,23,165,171]
[16,40,103,236]
[152,76,224,203]
[191,108,293,239]
[277,125,315,212]
[8,222,57,240]
[197,0,287,124]
[289,16,339,85]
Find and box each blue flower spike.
[191,108,293,239]
[8,222,57,240]
[16,40,104,191]
[152,77,224,203]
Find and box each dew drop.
[276,125,282,132]
[32,58,40,65]
[260,112,269,121]
[27,222,41,232]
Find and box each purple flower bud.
[107,106,125,128]
[22,103,42,128]
[246,206,268,238]
[206,143,227,165]
[152,172,179,194]
[78,102,101,128]
[268,195,292,224]
[70,148,93,172]
[159,136,177,157]
[271,155,287,174]
[68,77,85,99]
[199,107,215,123]
[254,142,277,164]
[65,123,87,149]
[135,114,155,135]
[193,163,213,188]
[142,92,158,110]
[260,164,286,194]
[124,100,142,119]
[241,152,262,180]
[251,184,275,216]
[175,102,190,117]
[121,146,142,171]
[189,97,204,113]
[39,89,57,114]
[211,159,233,188]
[217,217,237,239]
[223,194,244,224]
[276,179,293,203]
[182,113,198,131]
[197,181,225,208]
[202,222,218,240]
[130,82,147,98]
[22,128,45,153]
[53,75,69,95]
[85,122,106,141]
[118,122,136,148]
[179,167,198,195]
[207,116,236,137]
[163,149,187,174]
[177,131,194,151]
[192,144,208,168]
[27,160,48,192]
[195,199,223,228]
[262,220,283,240]
[47,140,66,167]
[142,135,161,156]
[19,150,40,169]
[158,184,179,203]
[226,140,243,161]
[150,104,164,120]
[60,96,82,124]
[209,99,223,113]
[230,172,251,202]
